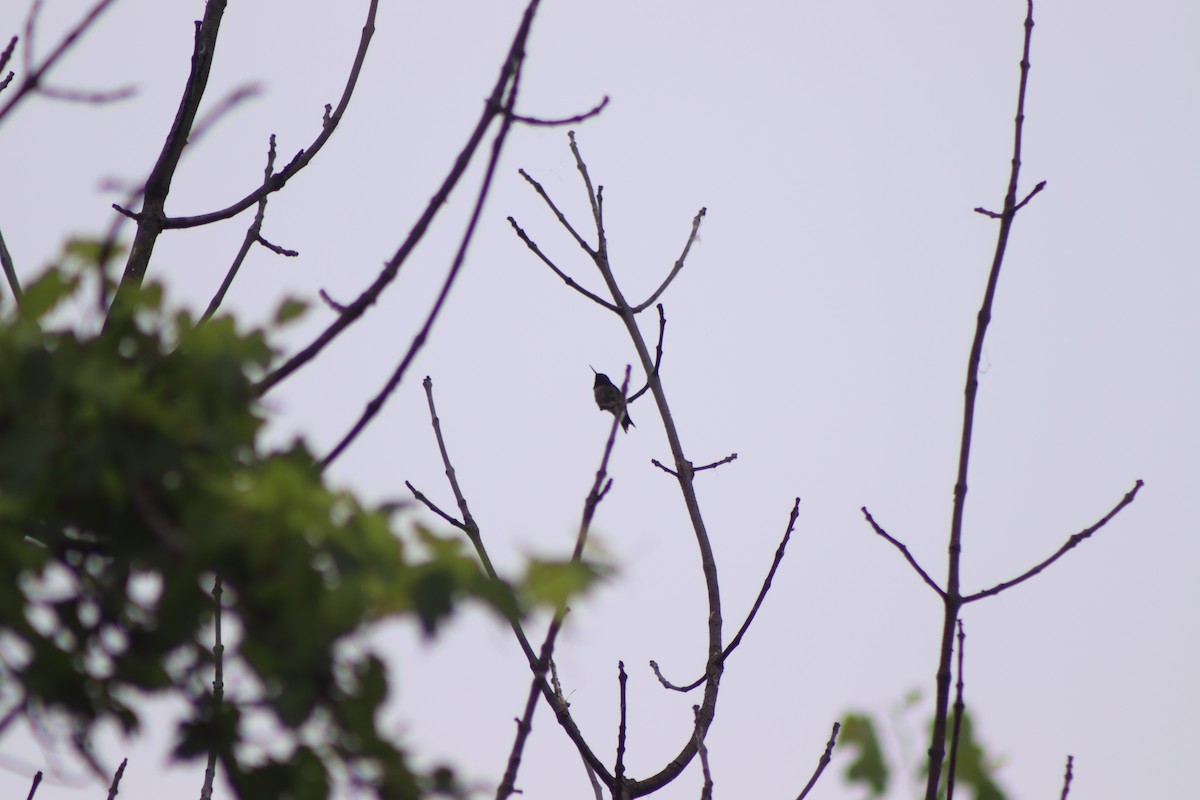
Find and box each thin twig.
[320,10,534,468]
[201,135,278,323]
[964,479,1143,602]
[105,757,127,800]
[1059,755,1074,800]
[693,706,713,800]
[508,216,616,310]
[614,662,629,800]
[200,577,225,800]
[25,770,41,800]
[945,620,966,800]
[795,722,841,800]
[405,481,467,531]
[36,83,135,104]
[154,2,378,231]
[496,365,626,798]
[415,374,612,783]
[256,0,531,397]
[695,453,738,472]
[0,0,120,126]
[515,168,595,256]
[632,207,706,313]
[861,507,945,597]
[509,95,609,126]
[652,498,801,692]
[626,304,667,404]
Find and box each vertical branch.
[945,620,966,800]
[0,226,20,306]
[614,661,629,800]
[200,577,225,800]
[925,3,1037,798]
[110,0,227,313]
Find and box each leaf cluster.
[0,266,596,797]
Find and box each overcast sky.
[2,1,1198,798]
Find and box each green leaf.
[520,558,606,610]
[272,296,309,326]
[17,267,78,320]
[840,712,889,796]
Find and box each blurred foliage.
[0,260,602,798]
[840,692,1009,800]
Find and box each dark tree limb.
[923,5,1041,797]
[963,479,1143,603]
[794,722,841,800]
[861,507,945,597]
[256,0,539,397]
[0,226,20,306]
[692,705,713,800]
[105,758,127,800]
[199,578,225,800]
[24,770,41,800]
[516,168,596,256]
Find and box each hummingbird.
[591,368,634,432]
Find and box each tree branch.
[794,722,841,800]
[632,207,706,313]
[963,479,1143,603]
[861,506,945,597]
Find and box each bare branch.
[509,95,609,127]
[199,577,225,800]
[507,215,616,310]
[925,3,1040,796]
[795,722,841,800]
[963,479,1143,603]
[201,134,279,323]
[257,2,537,397]
[695,453,738,473]
[632,207,706,313]
[945,620,967,800]
[319,35,530,467]
[255,235,298,258]
[415,374,612,783]
[24,770,41,800]
[36,82,135,104]
[627,303,667,405]
[317,288,347,313]
[614,662,629,800]
[693,705,713,800]
[105,758,127,800]
[1059,755,1075,800]
[652,498,800,693]
[404,480,467,531]
[155,4,377,231]
[861,506,945,597]
[0,0,120,126]
[516,168,595,256]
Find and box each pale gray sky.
[2,1,1197,799]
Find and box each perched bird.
[592,368,634,432]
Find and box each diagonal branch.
[414,375,612,784]
[632,207,706,313]
[861,507,945,597]
[319,6,533,468]
[508,216,615,310]
[652,498,800,693]
[963,479,1143,603]
[795,722,841,800]
[156,2,379,230]
[626,303,667,404]
[516,168,595,256]
[509,94,608,127]
[0,0,120,126]
[257,1,538,397]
